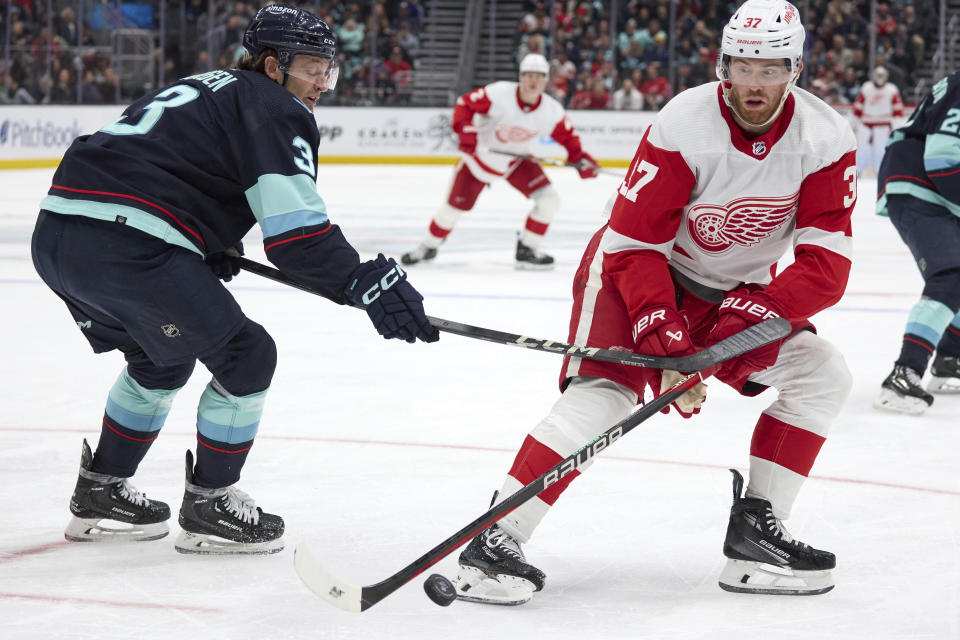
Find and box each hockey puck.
[423,573,457,607]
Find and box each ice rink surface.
[1,165,957,640]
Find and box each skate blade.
[64,516,169,542]
[927,376,960,394]
[174,530,284,555]
[718,558,834,595]
[872,389,928,415]
[452,566,534,606]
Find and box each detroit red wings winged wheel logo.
[687,192,799,253]
[494,124,538,143]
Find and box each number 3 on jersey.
[618,159,659,203]
[101,85,200,136]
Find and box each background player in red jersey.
[32,5,438,556]
[853,65,905,177]
[449,0,857,605]
[401,53,600,270]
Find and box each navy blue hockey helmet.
[243,5,339,86]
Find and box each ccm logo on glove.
[718,297,780,320]
[358,263,404,306]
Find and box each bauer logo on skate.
[686,193,798,253]
[543,427,624,489]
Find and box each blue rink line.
[2,277,912,314]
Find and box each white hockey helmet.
[716,0,805,126]
[519,53,549,77]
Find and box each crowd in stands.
[0,0,425,106]
[0,0,943,108]
[518,0,941,111]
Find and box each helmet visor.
[285,55,340,92]
[722,58,794,87]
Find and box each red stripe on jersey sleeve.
[608,130,697,246]
[763,151,855,321]
[453,87,492,133]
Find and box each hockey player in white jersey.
[401,53,600,269]
[452,0,856,605]
[853,66,904,176]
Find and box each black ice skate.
[452,523,546,606]
[64,439,170,543]
[174,450,284,555]
[873,364,934,415]
[928,353,960,394]
[515,239,554,270]
[400,243,438,266]
[719,469,835,595]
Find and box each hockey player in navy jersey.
[874,72,960,415]
[452,0,856,604]
[32,5,438,555]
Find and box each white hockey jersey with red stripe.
[852,80,904,126]
[454,81,583,176]
[602,82,857,325]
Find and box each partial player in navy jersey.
[874,72,960,415]
[32,5,438,555]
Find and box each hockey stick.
[237,257,757,372]
[484,147,623,177]
[292,317,790,612]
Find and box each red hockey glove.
[457,126,477,155]
[708,285,786,386]
[568,149,599,179]
[632,306,706,418]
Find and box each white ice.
[1,166,957,640]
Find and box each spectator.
[48,67,73,104]
[384,45,412,104]
[612,77,644,110]
[618,18,643,56]
[639,62,671,110]
[549,48,576,103]
[337,17,366,57]
[396,20,419,58]
[80,69,103,104]
[875,2,896,38]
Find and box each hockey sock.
[427,204,464,246]
[520,186,560,248]
[193,379,267,488]
[936,317,960,356]
[897,297,957,373]
[92,368,183,477]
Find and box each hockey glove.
[708,285,785,386]
[206,243,243,282]
[345,254,440,344]
[633,306,707,418]
[457,126,478,155]
[568,150,599,179]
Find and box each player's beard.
[729,84,787,126]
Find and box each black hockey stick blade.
[292,318,790,612]
[237,257,789,372]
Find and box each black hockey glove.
[206,243,244,282]
[345,254,439,344]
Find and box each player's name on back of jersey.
[185,70,238,93]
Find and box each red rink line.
[0,591,222,613]
[0,540,71,564]
[2,425,958,497]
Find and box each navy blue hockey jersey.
[877,72,960,219]
[40,68,359,302]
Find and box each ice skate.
[719,469,835,595]
[400,243,438,266]
[174,450,284,555]
[873,364,934,415]
[64,439,170,542]
[452,523,545,605]
[514,239,554,270]
[928,353,960,394]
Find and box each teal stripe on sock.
[104,368,180,432]
[196,382,268,444]
[904,298,955,345]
